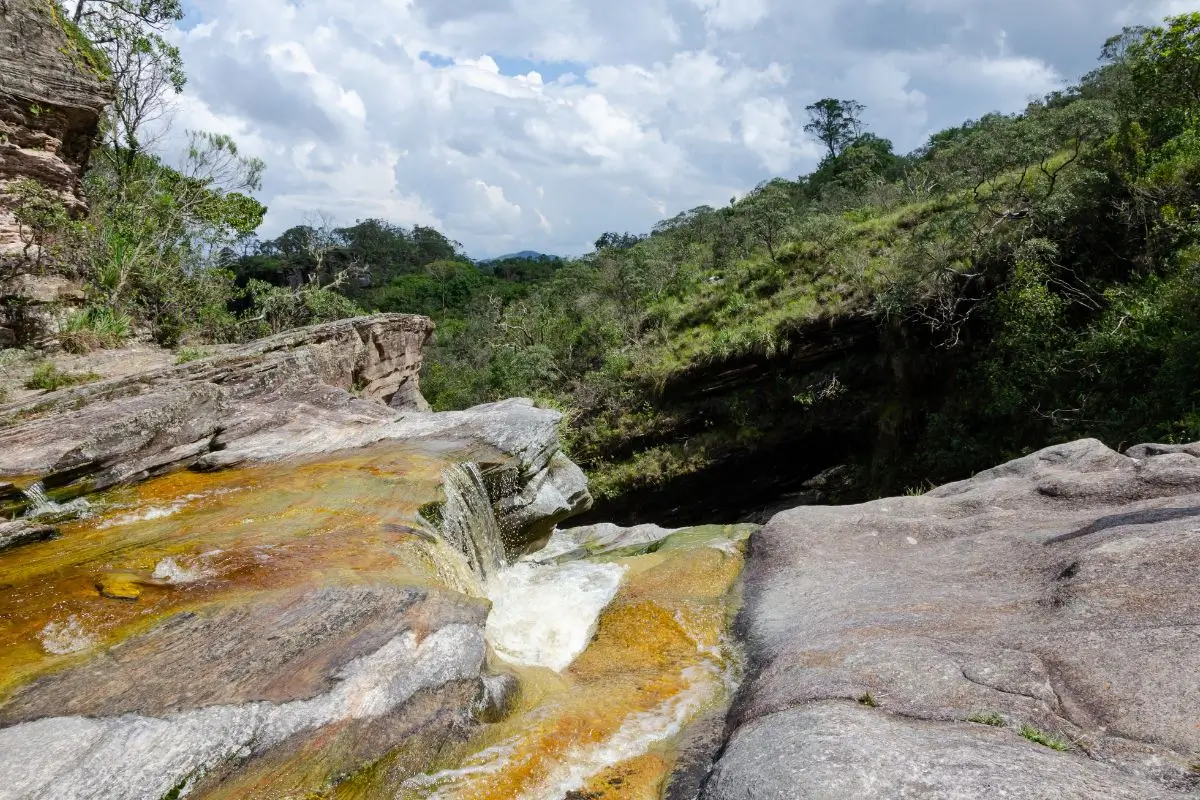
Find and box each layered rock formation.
[0,312,599,798]
[1,312,591,551]
[700,438,1200,799]
[0,0,111,252]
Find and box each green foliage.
[239,279,363,338]
[967,712,1007,727]
[394,13,1200,508]
[24,362,100,392]
[1019,725,1072,751]
[857,691,879,708]
[59,305,133,353]
[173,346,206,365]
[8,179,79,269]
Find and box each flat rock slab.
[702,439,1200,798]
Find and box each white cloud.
[692,0,770,32]
[740,97,798,172]
[164,0,1200,257]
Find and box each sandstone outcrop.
[0,312,592,549]
[0,0,111,253]
[700,438,1200,798]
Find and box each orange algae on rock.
[0,442,463,702]
[384,539,747,800]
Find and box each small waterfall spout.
[424,463,507,582]
[23,483,51,513]
[22,483,89,522]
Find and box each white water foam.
[151,556,213,585]
[37,615,96,656]
[484,560,625,673]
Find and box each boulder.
[0,519,57,551]
[700,439,1200,798]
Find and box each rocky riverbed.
[1,314,1198,799]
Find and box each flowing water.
[0,442,749,800]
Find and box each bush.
[24,362,101,392]
[59,306,133,353]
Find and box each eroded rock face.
[0,314,435,483]
[0,0,111,252]
[0,312,592,549]
[700,438,1200,799]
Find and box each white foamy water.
[484,560,625,673]
[151,556,213,584]
[37,615,96,656]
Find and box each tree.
[744,180,794,262]
[804,98,866,159]
[66,0,186,174]
[594,232,644,251]
[1126,14,1200,143]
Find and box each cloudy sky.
[169,0,1197,258]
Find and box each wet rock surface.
[701,438,1200,799]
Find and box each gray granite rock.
[701,439,1200,799]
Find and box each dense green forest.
[9,7,1200,514]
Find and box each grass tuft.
[24,362,100,392]
[1020,724,1072,751]
[967,712,1007,727]
[857,691,879,708]
[60,306,132,354]
[174,346,207,365]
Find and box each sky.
[166,0,1199,258]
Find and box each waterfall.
[23,483,52,514]
[426,463,507,582]
[22,482,89,521]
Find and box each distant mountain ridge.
[484,250,559,262]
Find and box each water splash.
[38,615,96,656]
[22,482,90,522]
[485,560,626,673]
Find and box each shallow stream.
[0,443,749,799]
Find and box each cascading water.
[22,482,89,522]
[424,463,627,674]
[0,447,750,800]
[403,462,751,800]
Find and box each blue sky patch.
[490,54,589,84]
[419,51,456,68]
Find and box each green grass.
[60,306,132,354]
[174,346,207,365]
[967,712,1006,727]
[857,691,879,708]
[24,362,100,392]
[1020,724,1072,751]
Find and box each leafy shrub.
[59,306,133,353]
[24,362,101,392]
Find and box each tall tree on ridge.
[804,98,867,159]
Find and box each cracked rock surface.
[701,438,1200,799]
